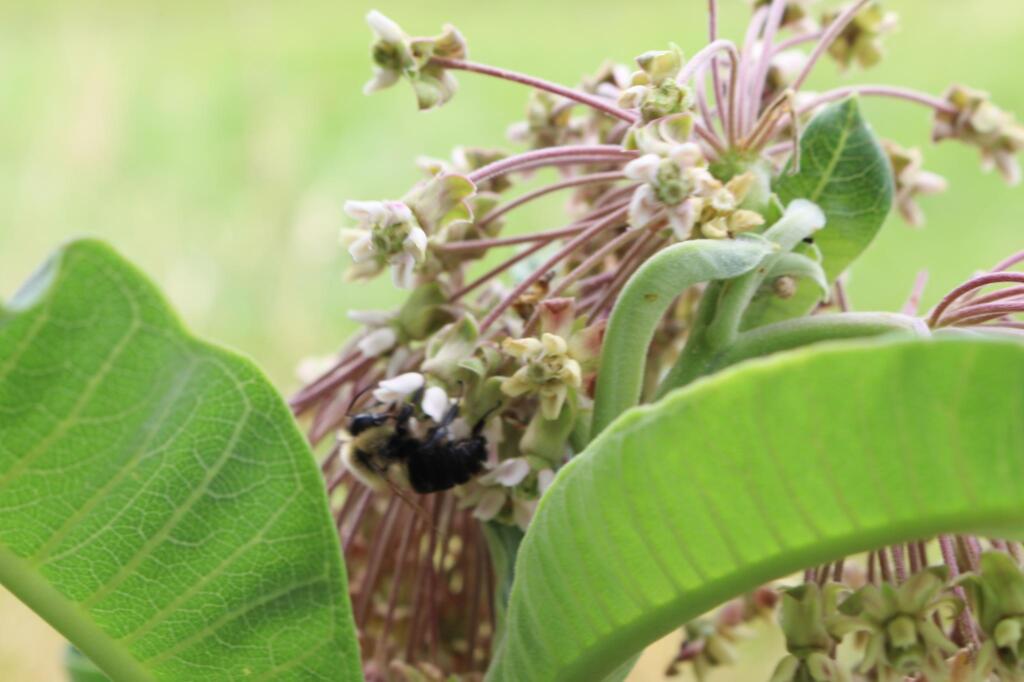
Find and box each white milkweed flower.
[372,372,425,403]
[341,200,429,289]
[624,143,714,239]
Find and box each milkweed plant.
[2,2,1024,682]
[292,1,1024,680]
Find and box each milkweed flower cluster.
[290,1,1024,678]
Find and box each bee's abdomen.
[406,437,487,494]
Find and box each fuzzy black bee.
[342,395,490,494]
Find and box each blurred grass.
[0,0,1021,679]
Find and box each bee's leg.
[347,412,389,436]
[425,402,460,447]
[441,401,460,426]
[472,403,503,436]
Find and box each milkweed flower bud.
[363,10,467,110]
[752,0,819,33]
[822,2,897,71]
[883,140,948,227]
[619,44,694,122]
[933,84,1024,185]
[341,200,428,288]
[959,552,1024,676]
[833,568,961,680]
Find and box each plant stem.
[790,0,870,93]
[482,521,524,657]
[468,147,635,184]
[928,272,1024,326]
[0,546,157,682]
[798,86,957,116]
[678,40,740,85]
[432,57,637,123]
[438,224,587,253]
[480,207,628,330]
[705,200,826,350]
[749,0,789,122]
[654,280,724,399]
[660,312,928,397]
[478,171,625,229]
[523,228,642,333]
[705,313,929,376]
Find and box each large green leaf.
[742,98,893,329]
[487,338,1024,682]
[0,240,360,681]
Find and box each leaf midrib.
[0,545,157,682]
[805,98,855,203]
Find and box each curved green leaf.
[592,236,775,435]
[487,338,1024,682]
[0,240,360,681]
[743,97,893,329]
[765,253,828,299]
[656,200,825,397]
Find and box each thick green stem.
[483,522,525,656]
[655,281,723,399]
[657,200,827,398]
[0,546,156,682]
[591,237,774,438]
[661,313,929,395]
[705,199,826,349]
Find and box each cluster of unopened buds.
[289,1,1024,678]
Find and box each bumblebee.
[341,397,490,494]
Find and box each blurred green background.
[0,0,1020,679]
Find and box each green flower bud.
[635,44,684,84]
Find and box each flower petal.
[421,385,452,423]
[623,154,661,183]
[365,10,406,44]
[473,488,507,521]
[348,309,396,326]
[363,68,401,95]
[347,234,377,263]
[538,468,555,494]
[500,371,534,398]
[373,372,425,403]
[358,326,398,357]
[540,384,568,421]
[538,298,576,338]
[628,184,660,229]
[391,253,417,289]
[404,225,428,259]
[513,498,538,530]
[491,457,531,487]
[540,333,568,356]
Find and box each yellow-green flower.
[499,299,603,420]
[832,568,961,681]
[697,172,766,239]
[501,333,582,420]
